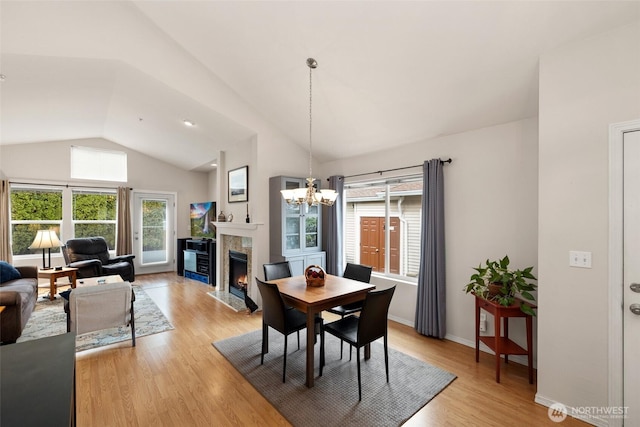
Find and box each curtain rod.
[340,158,452,180]
[9,181,132,190]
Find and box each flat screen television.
[190,201,216,239]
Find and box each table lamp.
[29,230,61,270]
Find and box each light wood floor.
[61,273,587,426]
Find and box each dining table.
[267,274,375,387]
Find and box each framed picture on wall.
[228,166,248,203]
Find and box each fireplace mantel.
[213,222,264,234]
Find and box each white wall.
[0,137,210,265]
[537,21,640,414]
[321,117,539,359]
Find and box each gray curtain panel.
[116,187,133,256]
[415,159,446,338]
[0,180,13,263]
[325,175,344,276]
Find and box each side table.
[38,268,78,301]
[475,294,536,384]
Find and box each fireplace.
[214,222,262,307]
[228,250,248,299]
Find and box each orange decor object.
[304,265,326,287]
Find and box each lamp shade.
[29,230,61,250]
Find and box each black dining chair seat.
[322,285,396,400]
[256,278,324,383]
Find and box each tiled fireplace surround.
[213,222,262,303]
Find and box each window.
[10,185,119,257]
[70,146,127,182]
[344,174,422,280]
[72,189,117,250]
[10,187,63,255]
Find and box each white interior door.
[624,129,640,426]
[132,192,175,275]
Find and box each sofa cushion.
[0,261,22,283]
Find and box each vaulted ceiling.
[1,1,638,171]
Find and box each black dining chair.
[263,261,293,281]
[264,260,323,340]
[327,263,373,358]
[256,278,324,383]
[322,285,396,400]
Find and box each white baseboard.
[388,319,535,368]
[388,314,414,327]
[535,394,608,427]
[444,333,535,368]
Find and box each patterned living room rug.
[18,286,174,351]
[213,329,456,426]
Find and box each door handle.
[631,283,640,293]
[631,303,640,315]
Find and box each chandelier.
[281,58,338,207]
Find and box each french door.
[132,191,175,275]
[623,129,640,426]
[611,120,640,427]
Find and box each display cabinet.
[269,176,325,274]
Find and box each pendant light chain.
[309,64,313,178]
[279,57,338,207]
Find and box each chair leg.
[130,300,136,347]
[356,347,362,401]
[297,330,300,350]
[384,335,389,383]
[283,335,288,383]
[319,325,325,376]
[339,313,345,359]
[261,323,267,365]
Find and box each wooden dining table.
[267,274,375,387]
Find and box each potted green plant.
[464,255,537,316]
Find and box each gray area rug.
[213,329,456,426]
[18,286,174,351]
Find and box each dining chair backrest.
[357,286,396,345]
[256,278,287,333]
[263,261,292,281]
[343,263,373,283]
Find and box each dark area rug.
[213,329,456,426]
[18,286,174,351]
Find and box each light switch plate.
[569,251,592,268]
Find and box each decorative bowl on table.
[305,265,326,287]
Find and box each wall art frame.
[228,165,248,203]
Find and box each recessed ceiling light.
[210,163,217,167]
[183,119,196,127]
[0,74,6,82]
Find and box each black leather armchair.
[62,237,135,282]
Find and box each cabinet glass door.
[304,204,319,249]
[284,179,302,251]
[281,177,322,253]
